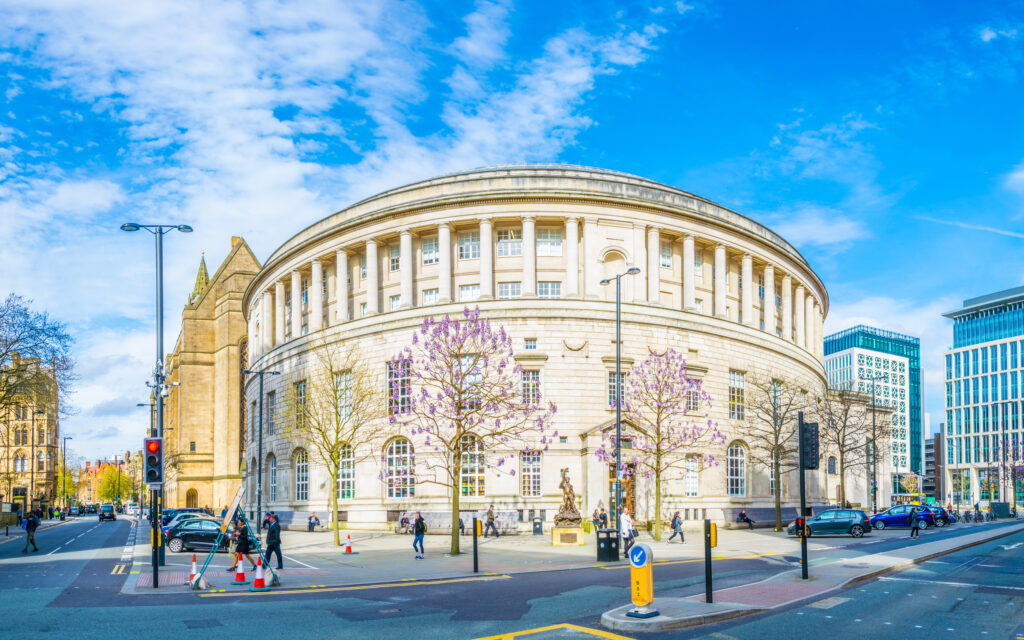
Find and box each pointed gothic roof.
[189,254,210,305]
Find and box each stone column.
[817,306,825,357]
[310,259,323,332]
[248,311,257,359]
[274,281,286,345]
[365,240,379,315]
[714,244,727,319]
[336,249,349,322]
[400,229,414,308]
[647,226,660,304]
[633,224,647,303]
[805,295,816,352]
[290,270,302,337]
[741,254,753,328]
[764,265,776,336]
[583,217,600,298]
[565,217,579,297]
[439,224,452,303]
[522,215,536,297]
[781,275,793,341]
[794,285,806,348]
[480,218,493,299]
[261,289,273,353]
[326,263,336,325]
[683,235,696,311]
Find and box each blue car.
[869,505,935,530]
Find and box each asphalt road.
[0,516,1021,640]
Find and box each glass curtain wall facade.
[824,325,923,474]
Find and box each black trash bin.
[532,517,543,535]
[596,528,619,562]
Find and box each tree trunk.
[653,468,662,541]
[330,465,340,547]
[838,452,846,508]
[451,457,461,555]
[773,461,782,530]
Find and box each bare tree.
[0,294,75,413]
[738,372,808,529]
[277,338,381,546]
[814,387,873,507]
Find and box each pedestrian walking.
[400,511,411,534]
[620,508,636,553]
[909,507,921,540]
[458,517,465,535]
[263,514,283,570]
[227,521,258,572]
[599,508,608,528]
[22,510,40,553]
[591,510,601,533]
[413,512,426,559]
[220,506,228,520]
[668,511,684,543]
[484,505,499,538]
[16,506,23,527]
[307,513,320,532]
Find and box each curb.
[601,521,1024,632]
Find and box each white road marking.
[282,554,318,569]
[880,576,1024,592]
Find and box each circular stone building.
[241,165,831,531]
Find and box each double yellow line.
[111,564,128,575]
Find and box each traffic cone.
[189,554,197,585]
[343,534,359,554]
[231,560,249,586]
[250,557,269,592]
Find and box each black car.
[87,504,98,514]
[98,504,116,521]
[165,518,229,553]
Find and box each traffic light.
[144,437,164,485]
[800,421,820,470]
[795,517,807,537]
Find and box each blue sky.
[2,0,1022,460]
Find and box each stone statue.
[554,467,582,527]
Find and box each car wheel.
[167,537,184,553]
[935,518,946,528]
[919,520,928,530]
[874,521,886,530]
[850,525,864,537]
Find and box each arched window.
[268,455,278,502]
[827,456,837,475]
[727,443,746,497]
[385,438,414,498]
[460,435,485,497]
[338,443,354,500]
[186,489,198,508]
[684,456,699,497]
[294,449,309,501]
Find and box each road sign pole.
[472,516,478,573]
[798,411,808,580]
[704,519,714,602]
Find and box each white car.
[125,503,140,516]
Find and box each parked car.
[160,507,215,526]
[869,505,935,530]
[927,505,954,527]
[68,506,79,517]
[161,512,214,538]
[99,504,116,521]
[124,503,139,517]
[787,509,872,538]
[165,519,230,553]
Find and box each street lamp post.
[242,368,280,538]
[114,454,122,508]
[121,221,192,589]
[859,372,888,514]
[29,408,44,512]
[600,266,641,541]
[62,436,72,510]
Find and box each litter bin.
[596,528,619,562]
[532,517,543,535]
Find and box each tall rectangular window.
[684,457,699,497]
[521,370,540,405]
[458,231,480,260]
[536,228,562,256]
[267,391,276,435]
[387,359,411,415]
[294,381,306,428]
[422,235,439,265]
[389,244,400,272]
[694,251,703,281]
[422,288,439,305]
[498,282,522,299]
[390,294,401,311]
[1012,342,1019,369]
[727,444,746,497]
[497,229,523,257]
[955,352,961,378]
[460,435,485,497]
[982,348,989,373]
[537,281,561,299]
[1001,343,1009,371]
[335,370,352,420]
[459,284,480,302]
[338,444,354,500]
[360,254,367,280]
[608,371,624,407]
[729,370,745,420]
[521,452,541,497]
[660,240,672,268]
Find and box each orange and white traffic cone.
[189,554,197,585]
[231,559,249,586]
[250,557,269,592]
[343,534,358,554]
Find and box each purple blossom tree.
[595,349,723,540]
[388,307,556,555]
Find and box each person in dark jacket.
[668,511,684,542]
[484,505,499,538]
[400,512,411,534]
[264,514,283,570]
[909,507,921,539]
[307,513,320,532]
[599,509,608,528]
[413,512,426,559]
[227,521,258,572]
[22,511,40,553]
[737,510,755,530]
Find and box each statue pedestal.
[551,526,585,546]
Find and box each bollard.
[472,515,479,573]
[703,519,716,603]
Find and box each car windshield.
[101,506,113,513]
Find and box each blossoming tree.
[595,348,723,540]
[389,307,556,555]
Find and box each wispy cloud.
[917,215,1024,239]
[980,26,1017,42]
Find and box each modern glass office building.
[824,325,923,480]
[943,286,1024,507]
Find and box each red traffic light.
[146,440,161,453]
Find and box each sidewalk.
[601,520,1024,632]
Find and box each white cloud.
[451,0,512,69]
[1004,161,1024,196]
[981,27,998,42]
[769,205,870,247]
[979,26,1017,42]
[917,215,1024,239]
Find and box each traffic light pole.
[798,411,808,580]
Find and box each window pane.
[537,228,562,257]
[422,235,439,265]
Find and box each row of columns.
[250,219,825,360]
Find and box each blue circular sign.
[629,544,649,568]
